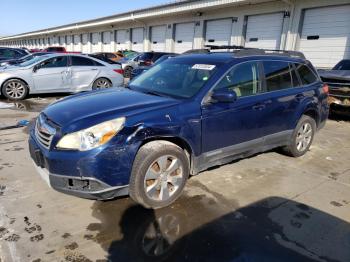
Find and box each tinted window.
[40,56,68,68]
[105,53,116,59]
[215,61,260,98]
[0,49,17,58]
[263,61,293,91]
[71,56,100,66]
[333,60,350,70]
[295,63,318,85]
[139,53,153,61]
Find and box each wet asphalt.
[0,94,350,262]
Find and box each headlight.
[56,117,125,151]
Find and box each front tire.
[282,115,316,157]
[129,141,189,209]
[124,67,133,78]
[2,79,29,101]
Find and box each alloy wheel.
[5,81,26,99]
[94,79,111,89]
[296,122,312,152]
[144,155,184,202]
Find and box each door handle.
[252,103,266,110]
[90,68,98,71]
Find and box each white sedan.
[0,53,124,100]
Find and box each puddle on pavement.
[85,192,349,262]
[0,95,65,113]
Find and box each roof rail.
[204,45,306,59]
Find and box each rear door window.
[71,56,102,66]
[295,63,318,85]
[263,61,293,91]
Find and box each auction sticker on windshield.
[192,64,216,70]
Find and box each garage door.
[151,25,166,52]
[205,19,233,46]
[82,33,89,53]
[245,13,284,49]
[299,5,350,69]
[174,22,195,53]
[59,36,65,46]
[102,31,111,52]
[115,30,127,51]
[91,32,100,53]
[131,28,144,52]
[66,36,72,51]
[73,35,80,51]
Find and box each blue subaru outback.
[29,48,329,208]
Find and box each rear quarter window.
[263,61,294,91]
[295,63,318,85]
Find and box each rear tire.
[282,115,316,157]
[2,79,29,101]
[124,67,132,78]
[92,78,112,89]
[129,141,189,209]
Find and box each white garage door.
[174,22,195,53]
[116,30,127,51]
[73,35,80,51]
[245,13,284,49]
[205,19,233,46]
[91,32,100,52]
[59,36,65,46]
[131,28,144,52]
[82,33,89,53]
[299,5,350,69]
[102,31,111,52]
[66,35,72,51]
[151,25,166,52]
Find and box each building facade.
[1,0,349,68]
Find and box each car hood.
[318,70,350,82]
[0,65,28,72]
[43,88,180,128]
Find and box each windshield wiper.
[143,90,164,97]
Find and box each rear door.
[257,60,304,142]
[69,56,101,91]
[32,56,70,91]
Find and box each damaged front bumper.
[28,130,137,200]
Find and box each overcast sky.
[0,0,169,36]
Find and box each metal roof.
[0,0,266,41]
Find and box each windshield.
[18,55,50,67]
[129,60,218,98]
[333,60,350,70]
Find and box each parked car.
[43,46,82,54]
[28,49,329,209]
[0,52,52,67]
[120,53,141,78]
[131,54,178,79]
[0,47,29,62]
[29,48,42,53]
[318,59,350,115]
[92,52,124,62]
[87,54,122,65]
[0,53,124,100]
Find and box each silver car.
[0,53,124,100]
[121,53,141,78]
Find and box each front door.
[32,56,70,91]
[201,61,266,164]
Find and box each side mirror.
[211,89,237,103]
[33,64,40,73]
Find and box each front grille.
[35,114,56,149]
